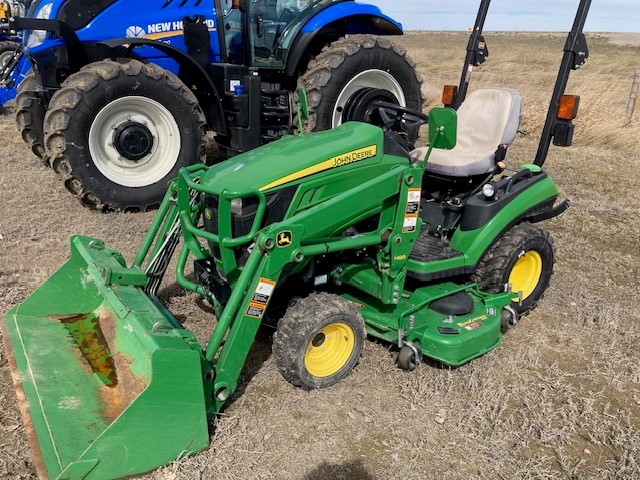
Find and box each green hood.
[200,122,387,193]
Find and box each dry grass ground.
[0,32,639,479]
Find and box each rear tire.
[44,59,206,211]
[273,293,366,389]
[0,40,18,71]
[472,223,555,316]
[15,71,47,160]
[297,35,424,135]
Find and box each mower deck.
[341,281,512,366]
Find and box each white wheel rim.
[0,50,15,70]
[88,96,181,188]
[332,69,406,127]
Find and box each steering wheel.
[371,101,429,141]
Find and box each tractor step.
[409,229,462,263]
[261,87,291,145]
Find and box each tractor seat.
[410,88,522,177]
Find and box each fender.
[96,37,226,134]
[301,3,402,34]
[285,2,403,77]
[407,173,567,281]
[450,174,561,266]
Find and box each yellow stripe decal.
[259,144,377,192]
[145,28,216,41]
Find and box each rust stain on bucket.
[53,309,147,422]
[55,312,118,387]
[95,308,147,423]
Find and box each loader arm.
[170,161,421,410]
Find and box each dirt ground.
[1,32,639,479]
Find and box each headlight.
[482,183,495,199]
[230,198,243,216]
[26,2,53,49]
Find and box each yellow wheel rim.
[509,250,543,301]
[304,322,355,378]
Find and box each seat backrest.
[455,88,522,153]
[409,88,522,176]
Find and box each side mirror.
[428,107,457,150]
[296,88,309,134]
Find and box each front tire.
[44,59,206,211]
[15,71,47,160]
[472,223,555,315]
[298,35,424,134]
[273,293,366,389]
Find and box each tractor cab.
[370,78,573,255]
[223,0,319,67]
[221,0,401,69]
[370,87,523,202]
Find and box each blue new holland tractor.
[0,1,28,107]
[12,0,424,211]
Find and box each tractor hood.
[199,122,389,193]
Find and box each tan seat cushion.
[411,88,522,176]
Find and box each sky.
[366,0,640,32]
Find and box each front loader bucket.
[1,236,210,479]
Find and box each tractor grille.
[201,185,297,265]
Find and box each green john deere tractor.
[2,0,591,477]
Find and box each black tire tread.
[273,292,365,390]
[44,59,206,212]
[0,40,19,52]
[15,71,46,160]
[471,222,555,316]
[297,34,424,132]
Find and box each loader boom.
[151,160,421,408]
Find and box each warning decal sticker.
[246,278,276,318]
[402,188,421,233]
[463,321,483,332]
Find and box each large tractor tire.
[15,71,47,160]
[273,293,366,390]
[44,59,207,211]
[298,35,424,134]
[472,223,555,316]
[0,40,17,71]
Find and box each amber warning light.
[557,95,580,120]
[442,85,456,106]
